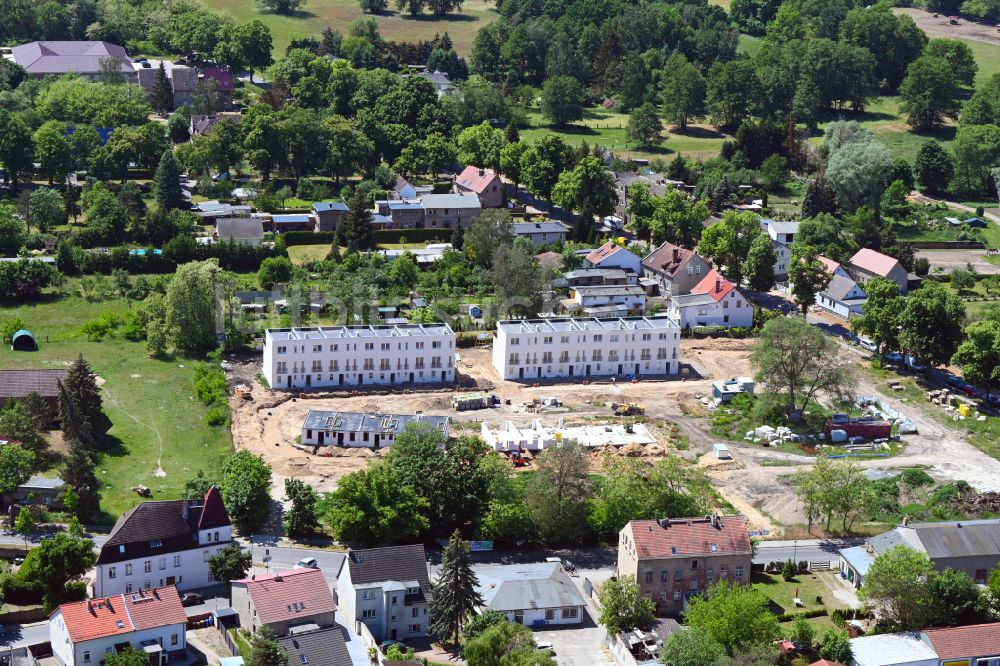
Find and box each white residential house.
[583,241,644,275]
[301,410,450,448]
[49,587,187,666]
[92,487,231,598]
[763,220,800,279]
[263,324,456,390]
[492,316,680,381]
[511,221,569,245]
[472,562,586,627]
[816,275,867,318]
[567,285,646,312]
[667,270,753,329]
[335,544,432,643]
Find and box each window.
[645,570,653,583]
[362,589,377,600]
[159,558,166,570]
[659,592,667,602]
[362,609,376,619]
[673,591,681,601]
[409,624,422,633]
[660,570,668,582]
[691,561,698,569]
[203,551,210,562]
[709,544,717,552]
[545,609,555,621]
[391,595,398,606]
[674,571,682,581]
[976,569,988,583]
[412,608,419,618]
[125,583,132,593]
[562,607,578,619]
[174,555,181,567]
[735,567,743,579]
[84,652,91,663]
[108,566,116,579]
[171,633,178,646]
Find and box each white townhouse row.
[263,324,456,390]
[492,316,680,381]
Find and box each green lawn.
[752,570,849,635]
[288,243,333,265]
[520,108,730,164]
[197,0,498,56]
[0,288,232,522]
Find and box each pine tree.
[801,174,838,219]
[430,530,484,643]
[343,190,375,252]
[64,355,102,429]
[154,149,184,211]
[58,381,94,449]
[61,438,99,517]
[151,62,174,116]
[63,186,80,223]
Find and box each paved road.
[753,539,864,566]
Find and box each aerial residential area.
[1,0,1000,663]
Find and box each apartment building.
[618,515,753,616]
[492,316,680,381]
[263,325,456,390]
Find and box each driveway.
[533,618,612,666]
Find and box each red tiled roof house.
[667,269,753,329]
[49,586,187,666]
[584,240,643,275]
[618,515,753,616]
[922,622,1000,664]
[231,568,336,636]
[454,166,504,208]
[847,248,909,294]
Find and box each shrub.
[900,468,934,487]
[797,560,809,573]
[206,406,229,427]
[782,559,796,581]
[81,312,121,341]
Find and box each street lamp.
[793,540,798,566]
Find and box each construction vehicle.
[510,451,530,467]
[612,402,644,416]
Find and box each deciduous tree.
[165,259,220,354]
[525,442,591,544]
[914,140,954,194]
[859,545,934,630]
[626,103,663,147]
[540,76,586,126]
[743,232,777,292]
[684,582,780,654]
[899,282,965,366]
[322,461,429,546]
[660,53,706,130]
[283,478,318,537]
[220,450,272,534]
[852,277,906,355]
[697,211,761,286]
[899,55,960,131]
[598,576,656,635]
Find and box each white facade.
[50,615,185,666]
[570,286,646,310]
[93,529,232,598]
[668,289,753,329]
[492,317,680,381]
[480,420,656,451]
[300,411,450,448]
[263,324,456,390]
[772,240,790,278]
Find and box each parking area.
[533,615,612,666]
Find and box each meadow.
[0,286,233,522]
[197,0,499,55]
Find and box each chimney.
[274,574,283,582]
[658,518,670,529]
[478,168,485,177]
[716,278,723,293]
[672,248,679,263]
[902,516,909,526]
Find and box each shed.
[10,330,37,352]
[713,443,732,460]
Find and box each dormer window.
[150,540,162,548]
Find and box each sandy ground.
[895,7,1000,45]
[916,248,1000,275]
[226,333,1000,538]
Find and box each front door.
[338,432,344,445]
[586,365,591,376]
[514,612,524,624]
[287,376,291,388]
[390,629,397,640]
[618,364,623,375]
[391,373,395,383]
[635,363,640,375]
[409,372,414,382]
[518,367,524,379]
[306,374,311,387]
[374,434,380,449]
[318,432,325,445]
[338,373,343,385]
[569,366,574,376]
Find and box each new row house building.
[263,324,457,390]
[491,316,680,381]
[300,410,450,448]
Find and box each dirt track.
[895,7,1000,45]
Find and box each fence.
[216,622,239,657]
[906,240,986,249]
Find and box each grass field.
[520,108,731,164]
[198,0,498,56]
[0,288,233,522]
[288,243,333,265]
[752,570,849,635]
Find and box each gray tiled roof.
[11,41,133,75]
[278,627,352,666]
[302,410,449,434]
[474,562,586,612]
[216,217,264,242]
[822,275,864,302]
[346,544,431,596]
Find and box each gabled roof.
[923,622,1000,660]
[345,544,431,596]
[312,201,349,213]
[474,562,586,612]
[822,275,865,302]
[456,166,499,194]
[272,214,312,224]
[642,242,697,277]
[626,516,752,559]
[690,270,735,302]
[849,248,901,278]
[235,569,336,626]
[96,486,230,565]
[202,66,234,90]
[53,586,185,644]
[11,41,133,75]
[278,627,352,666]
[817,256,842,275]
[587,241,636,267]
[872,519,1000,559]
[420,193,482,210]
[0,369,68,399]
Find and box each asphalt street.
[753,539,863,566]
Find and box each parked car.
[958,384,980,398]
[535,639,555,654]
[905,356,927,372]
[180,593,203,607]
[858,338,878,352]
[294,557,318,569]
[884,352,904,363]
[946,375,965,388]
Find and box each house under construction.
[300,410,450,448]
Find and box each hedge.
[776,608,828,622]
[282,231,335,246]
[375,229,452,244]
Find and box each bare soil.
[895,7,1000,45]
